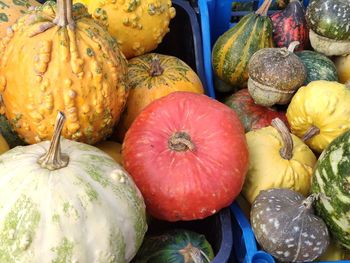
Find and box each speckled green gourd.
[0,112,147,262]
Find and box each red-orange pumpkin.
[122,92,249,221]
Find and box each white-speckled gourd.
[0,112,147,262]
[74,0,176,59]
[0,0,128,145]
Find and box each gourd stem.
[149,56,164,77]
[288,41,300,53]
[271,118,293,160]
[168,132,195,152]
[189,247,211,263]
[302,193,329,209]
[302,125,320,142]
[37,112,69,170]
[53,0,75,28]
[255,0,272,16]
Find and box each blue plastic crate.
[198,0,309,99]
[198,0,350,262]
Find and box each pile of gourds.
[212,0,350,261]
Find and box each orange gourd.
[0,0,128,145]
[116,53,204,140]
[0,0,39,38]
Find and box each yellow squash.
[115,53,204,140]
[0,132,9,154]
[96,140,123,165]
[286,80,350,153]
[335,54,350,84]
[74,0,176,59]
[0,0,39,38]
[243,118,316,204]
[0,0,128,145]
[318,241,350,261]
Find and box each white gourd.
[0,112,147,263]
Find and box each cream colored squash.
[0,112,147,262]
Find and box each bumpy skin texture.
[306,0,350,41]
[132,229,214,263]
[251,189,329,262]
[212,12,274,89]
[123,92,249,221]
[0,0,39,38]
[224,89,289,132]
[243,126,316,204]
[116,53,204,141]
[271,0,309,51]
[296,50,338,85]
[335,54,350,84]
[74,0,176,59]
[247,47,306,106]
[286,80,350,153]
[0,139,147,263]
[312,131,350,250]
[0,2,128,145]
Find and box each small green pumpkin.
[296,50,338,85]
[132,229,214,263]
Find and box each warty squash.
[286,80,350,153]
[0,0,128,145]
[0,0,39,38]
[0,112,147,262]
[116,53,204,141]
[243,118,316,204]
[73,0,176,59]
[212,0,274,90]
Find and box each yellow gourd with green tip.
[286,80,350,153]
[243,118,316,204]
[74,0,176,59]
[0,133,9,154]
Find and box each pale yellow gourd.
[96,140,123,165]
[0,133,9,154]
[318,240,350,261]
[243,118,316,204]
[74,0,176,59]
[335,54,350,84]
[286,80,350,153]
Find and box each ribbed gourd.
[73,0,176,59]
[0,0,39,38]
[212,0,274,90]
[0,0,128,145]
[0,112,147,262]
[116,53,204,141]
[306,0,350,56]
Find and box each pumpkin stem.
[37,112,69,170]
[302,125,320,142]
[287,41,300,53]
[255,0,272,16]
[180,243,210,263]
[302,193,329,209]
[53,0,75,29]
[272,118,293,160]
[149,56,164,77]
[168,132,195,152]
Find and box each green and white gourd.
[306,0,350,56]
[0,112,147,263]
[312,129,350,250]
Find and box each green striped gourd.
[0,112,147,262]
[296,50,338,85]
[312,130,350,250]
[212,0,274,90]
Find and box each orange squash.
[96,140,123,165]
[115,53,204,140]
[0,0,39,38]
[0,0,128,145]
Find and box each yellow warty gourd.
[74,0,176,59]
[286,80,350,153]
[243,119,316,204]
[0,133,9,154]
